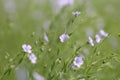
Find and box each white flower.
[95,34,101,43]
[72,11,81,16]
[57,0,74,8]
[88,36,94,46]
[99,30,108,37]
[22,44,37,64]
[59,34,70,42]
[44,33,49,42]
[33,72,45,80]
[22,44,32,53]
[3,0,16,14]
[28,53,37,64]
[73,56,84,68]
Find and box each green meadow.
[0,0,120,80]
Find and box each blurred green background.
[0,0,120,80]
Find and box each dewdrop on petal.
[28,53,37,64]
[95,34,101,43]
[72,11,81,16]
[59,34,70,42]
[99,30,108,37]
[22,44,32,53]
[88,36,94,46]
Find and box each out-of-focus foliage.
[0,0,120,80]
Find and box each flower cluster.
[88,29,108,46]
[71,56,84,69]
[22,44,37,64]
